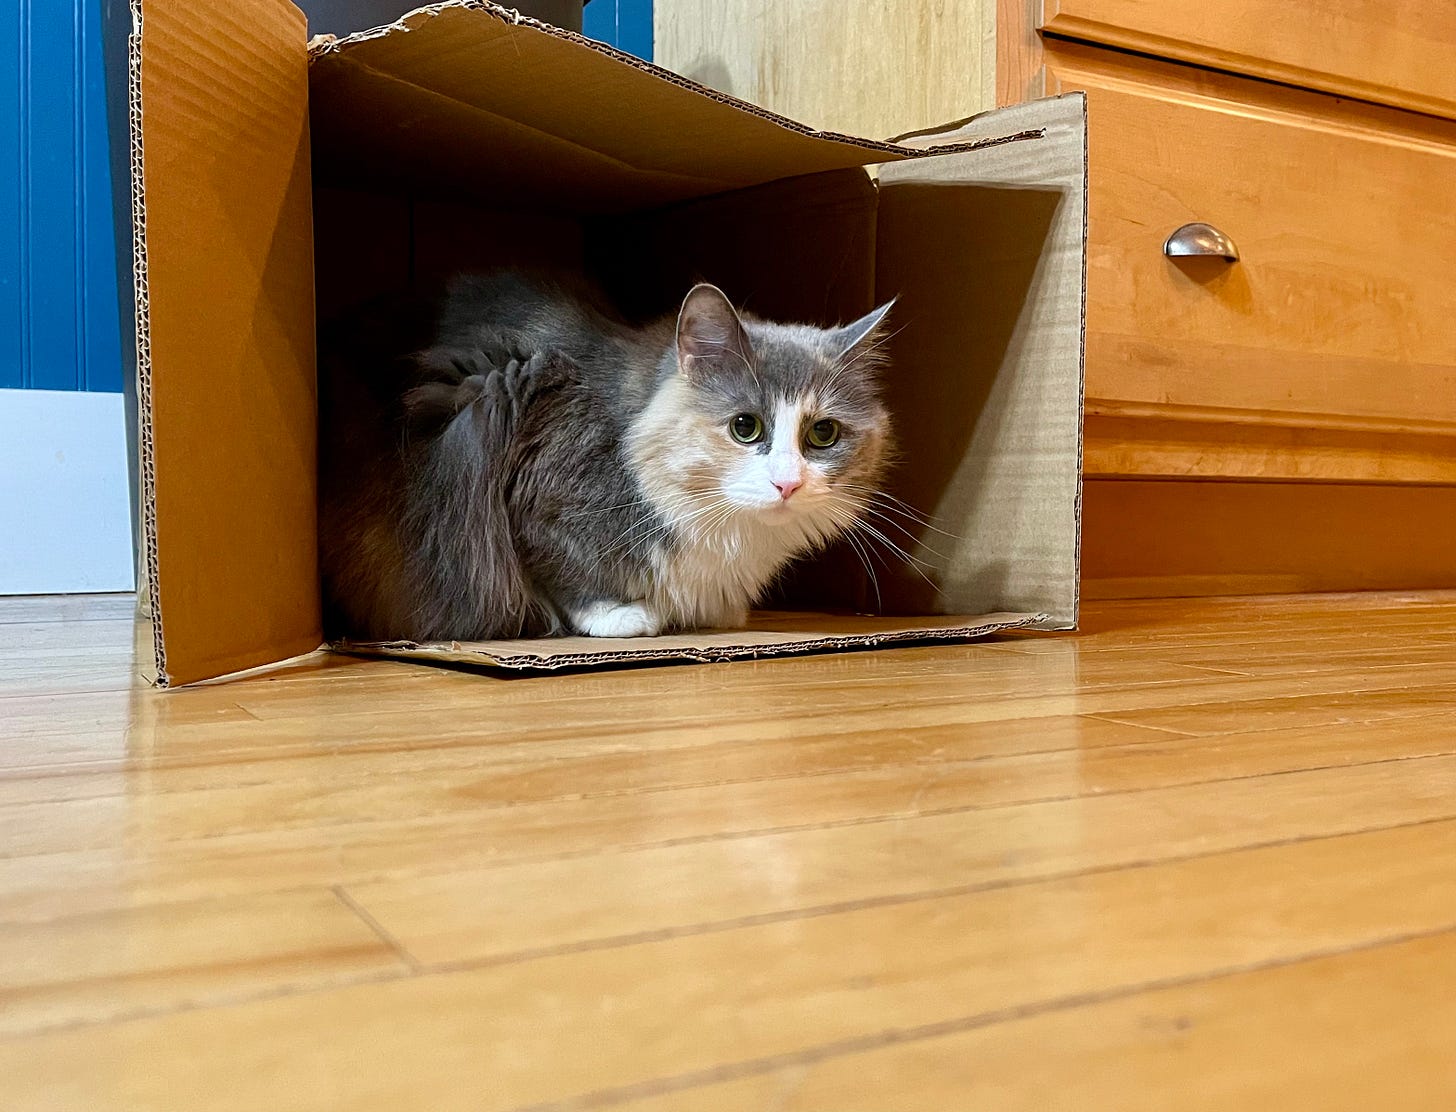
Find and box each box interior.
[129,0,1083,685]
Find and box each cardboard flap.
[131,0,320,686]
[306,2,1032,212]
[875,95,1088,630]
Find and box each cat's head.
[633,283,895,540]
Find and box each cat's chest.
[643,524,795,626]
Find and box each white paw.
[573,601,662,638]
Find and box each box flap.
[875,94,1088,630]
[336,612,1045,672]
[130,0,320,686]
[305,1,1039,212]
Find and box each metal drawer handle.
[1163,222,1239,262]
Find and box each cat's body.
[320,271,893,642]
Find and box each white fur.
[571,600,662,638]
[621,379,860,635]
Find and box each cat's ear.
[676,284,753,379]
[833,300,896,364]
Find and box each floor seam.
[332,885,424,975]
[502,921,1456,1112]
[7,741,1456,879]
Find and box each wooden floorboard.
[3,591,1456,1109]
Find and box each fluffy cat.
[320,271,895,642]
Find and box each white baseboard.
[0,388,136,595]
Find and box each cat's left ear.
[833,300,896,364]
[676,284,754,379]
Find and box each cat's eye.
[806,419,841,449]
[730,413,764,444]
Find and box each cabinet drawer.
[1047,42,1456,432]
[1042,0,1456,121]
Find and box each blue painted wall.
[584,0,652,61]
[0,0,123,393]
[0,0,641,395]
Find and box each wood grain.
[1081,479,1456,599]
[1043,0,1456,123]
[996,0,1047,106]
[10,817,1456,1110]
[653,0,995,141]
[7,591,1456,1109]
[1043,40,1456,433]
[1085,408,1456,484]
[609,929,1456,1111]
[0,889,405,1036]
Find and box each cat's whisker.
[616,496,733,567]
[592,488,722,519]
[837,486,963,540]
[856,505,954,563]
[844,529,883,614]
[819,502,884,614]
[611,490,721,535]
[851,521,944,596]
[822,493,944,596]
[855,519,937,569]
[837,482,932,513]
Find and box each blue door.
[1,0,123,393]
[584,0,652,60]
[0,0,133,593]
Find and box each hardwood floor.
[4,590,1456,1110]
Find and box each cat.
[319,270,895,642]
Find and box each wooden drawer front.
[1047,43,1456,437]
[1043,0,1456,121]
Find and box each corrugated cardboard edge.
[127,0,167,687]
[305,1,1044,163]
[1073,92,1088,630]
[334,612,1047,673]
[1018,91,1087,632]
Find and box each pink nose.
[773,478,802,500]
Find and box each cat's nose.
[773,478,802,501]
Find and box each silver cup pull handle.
[1163,222,1239,262]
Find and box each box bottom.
[332,610,1047,672]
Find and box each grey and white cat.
[320,271,895,642]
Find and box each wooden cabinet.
[1042,0,1456,122]
[1053,42,1456,482]
[999,1,1456,598]
[654,0,1456,598]
[1066,44,1456,428]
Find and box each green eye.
[730,413,764,444]
[806,419,841,449]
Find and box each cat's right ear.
[833,300,896,362]
[676,284,753,379]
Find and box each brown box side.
[877,95,1088,630]
[131,0,322,686]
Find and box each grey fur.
[320,271,894,642]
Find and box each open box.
[125,0,1086,687]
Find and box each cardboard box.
[125,0,1086,686]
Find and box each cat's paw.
[572,601,662,638]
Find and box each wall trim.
[0,388,135,594]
